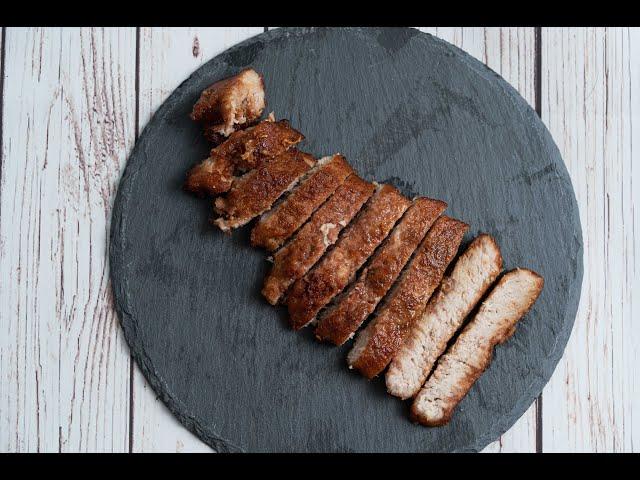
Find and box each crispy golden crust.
[218,119,304,172]
[261,175,374,305]
[213,150,315,232]
[183,153,234,198]
[314,198,447,346]
[250,154,354,251]
[184,119,304,197]
[410,268,544,427]
[385,234,503,400]
[347,216,469,379]
[191,68,265,137]
[202,120,258,145]
[287,184,410,330]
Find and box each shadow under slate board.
[109,27,583,452]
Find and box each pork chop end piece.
[191,68,266,137]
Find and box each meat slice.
[261,175,374,306]
[191,68,266,140]
[347,216,468,379]
[184,118,304,196]
[287,184,410,330]
[184,152,235,197]
[385,234,503,399]
[411,268,544,426]
[251,154,353,251]
[213,149,315,232]
[315,197,447,346]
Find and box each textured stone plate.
[110,27,583,452]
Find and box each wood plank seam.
[534,25,543,455]
[127,26,142,454]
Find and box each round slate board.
[110,27,583,452]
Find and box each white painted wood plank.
[541,27,639,452]
[0,27,136,452]
[132,27,264,453]
[417,27,539,453]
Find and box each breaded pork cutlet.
[191,68,266,142]
[347,216,468,379]
[411,269,544,426]
[287,184,410,330]
[315,197,447,346]
[261,175,374,306]
[386,234,503,400]
[213,149,315,232]
[184,118,304,196]
[251,154,353,251]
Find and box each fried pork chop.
[213,149,314,232]
[261,175,374,306]
[251,154,353,251]
[184,118,304,197]
[410,268,544,426]
[347,216,468,379]
[287,184,410,330]
[191,68,266,141]
[314,197,447,346]
[386,234,503,399]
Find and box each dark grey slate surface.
[110,27,583,452]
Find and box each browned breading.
[287,184,410,330]
[191,68,265,138]
[250,154,354,251]
[261,175,375,306]
[411,268,544,426]
[347,216,468,379]
[184,119,304,197]
[314,197,447,346]
[386,234,503,400]
[183,153,235,198]
[213,150,315,232]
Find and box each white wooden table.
[0,27,637,453]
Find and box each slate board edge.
[109,26,584,453]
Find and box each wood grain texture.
[0,27,136,452]
[132,27,264,453]
[540,27,640,452]
[418,27,538,453]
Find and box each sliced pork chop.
[251,154,353,251]
[184,118,304,196]
[314,197,447,346]
[347,216,468,379]
[287,184,410,330]
[213,149,314,232]
[191,68,265,140]
[261,175,374,306]
[386,234,503,399]
[411,268,544,426]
